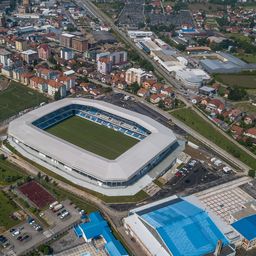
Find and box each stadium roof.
[8,98,177,182]
[125,195,230,256]
[231,214,256,241]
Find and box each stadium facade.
[8,98,184,196]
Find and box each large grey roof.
[8,98,177,182]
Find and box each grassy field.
[171,108,256,169]
[214,73,256,89]
[46,116,138,160]
[0,191,20,230]
[3,141,149,204]
[234,53,256,64]
[0,158,25,185]
[0,81,49,122]
[234,102,256,114]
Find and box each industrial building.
[200,52,256,74]
[124,195,236,256]
[175,68,211,90]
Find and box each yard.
[214,73,256,89]
[46,116,139,160]
[0,158,25,185]
[0,81,49,122]
[0,191,21,231]
[171,108,256,169]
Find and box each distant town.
[0,0,256,256]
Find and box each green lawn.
[0,191,20,230]
[0,158,25,185]
[214,73,256,89]
[234,53,256,64]
[171,108,256,169]
[46,116,139,160]
[0,81,49,122]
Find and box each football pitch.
[46,116,139,159]
[0,81,49,122]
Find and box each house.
[58,76,76,92]
[47,79,66,98]
[89,89,100,96]
[137,88,149,98]
[161,87,174,97]
[38,44,51,60]
[150,83,163,94]
[244,115,256,125]
[230,125,244,139]
[142,79,156,89]
[228,108,242,122]
[12,67,26,81]
[163,97,173,109]
[150,94,161,104]
[80,82,96,92]
[20,73,33,85]
[244,128,256,140]
[21,50,38,64]
[30,76,47,92]
[206,99,225,114]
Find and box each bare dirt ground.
[0,76,9,91]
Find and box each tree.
[228,88,247,101]
[129,82,140,94]
[248,169,256,178]
[44,175,50,182]
[37,172,42,179]
[54,90,61,101]
[38,244,53,255]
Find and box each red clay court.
[18,180,55,209]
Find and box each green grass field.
[172,108,256,169]
[46,116,139,160]
[0,158,25,185]
[0,191,20,230]
[234,53,256,64]
[0,81,49,122]
[214,73,256,89]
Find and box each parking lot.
[1,200,81,256]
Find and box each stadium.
[7,98,184,196]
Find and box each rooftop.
[231,214,256,241]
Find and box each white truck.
[49,201,59,209]
[52,204,63,212]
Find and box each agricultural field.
[46,116,138,160]
[171,108,256,169]
[234,102,256,114]
[214,73,256,89]
[0,191,21,231]
[0,81,49,122]
[0,157,25,185]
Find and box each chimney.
[214,240,223,256]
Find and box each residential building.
[150,94,161,104]
[0,48,11,66]
[20,73,33,85]
[97,57,112,75]
[30,76,47,92]
[72,37,88,52]
[206,99,225,114]
[96,51,127,66]
[47,79,66,98]
[58,76,76,92]
[21,49,38,64]
[60,48,74,60]
[38,44,51,60]
[13,67,26,81]
[60,33,75,48]
[15,39,28,51]
[0,12,6,27]
[1,66,12,78]
[125,68,146,85]
[244,128,256,140]
[137,88,149,98]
